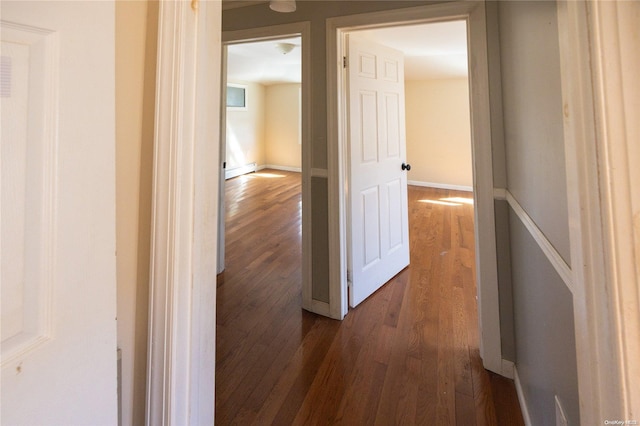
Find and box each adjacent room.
[224,36,302,179]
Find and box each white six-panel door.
[347,35,410,307]
[1,2,117,424]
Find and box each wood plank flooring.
[216,169,524,425]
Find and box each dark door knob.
[402,163,411,171]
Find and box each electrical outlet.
[555,395,568,426]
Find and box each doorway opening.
[327,2,505,375]
[215,23,312,419]
[217,24,312,310]
[218,34,303,274]
[343,21,474,310]
[218,34,303,296]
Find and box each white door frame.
[557,1,640,423]
[327,1,506,375]
[146,1,220,424]
[218,21,315,312]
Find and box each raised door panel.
[1,3,117,424]
[361,186,381,268]
[359,90,378,164]
[384,92,401,159]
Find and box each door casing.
[146,2,220,424]
[219,22,315,313]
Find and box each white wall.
[226,81,265,170]
[404,78,472,189]
[264,83,301,169]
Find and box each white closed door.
[347,35,410,307]
[1,2,117,424]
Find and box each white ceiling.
[227,37,302,85]
[356,20,468,80]
[226,20,468,85]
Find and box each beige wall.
[226,81,302,171]
[405,78,472,189]
[226,81,266,169]
[265,83,302,169]
[115,1,157,425]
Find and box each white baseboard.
[501,358,515,379]
[407,180,473,192]
[514,367,533,426]
[259,164,301,173]
[225,162,257,179]
[225,163,302,179]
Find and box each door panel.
[385,93,401,157]
[348,35,409,307]
[387,179,403,251]
[362,186,381,267]
[1,2,117,424]
[360,91,378,162]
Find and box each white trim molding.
[557,0,639,423]
[226,162,258,179]
[224,164,302,179]
[327,1,503,371]
[501,359,515,380]
[514,367,533,426]
[147,1,220,424]
[588,3,640,418]
[259,164,302,173]
[505,190,574,294]
[407,180,473,193]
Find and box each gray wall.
[497,1,579,424]
[509,211,579,425]
[498,0,571,264]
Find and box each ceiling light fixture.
[275,42,296,55]
[269,0,296,13]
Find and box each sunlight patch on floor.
[441,196,474,205]
[250,172,285,178]
[418,196,474,207]
[419,199,463,206]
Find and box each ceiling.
[356,20,468,80]
[226,20,468,85]
[227,37,302,85]
[222,0,268,10]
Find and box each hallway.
[216,169,523,425]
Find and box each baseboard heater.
[225,162,257,180]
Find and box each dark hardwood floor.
[216,169,524,425]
